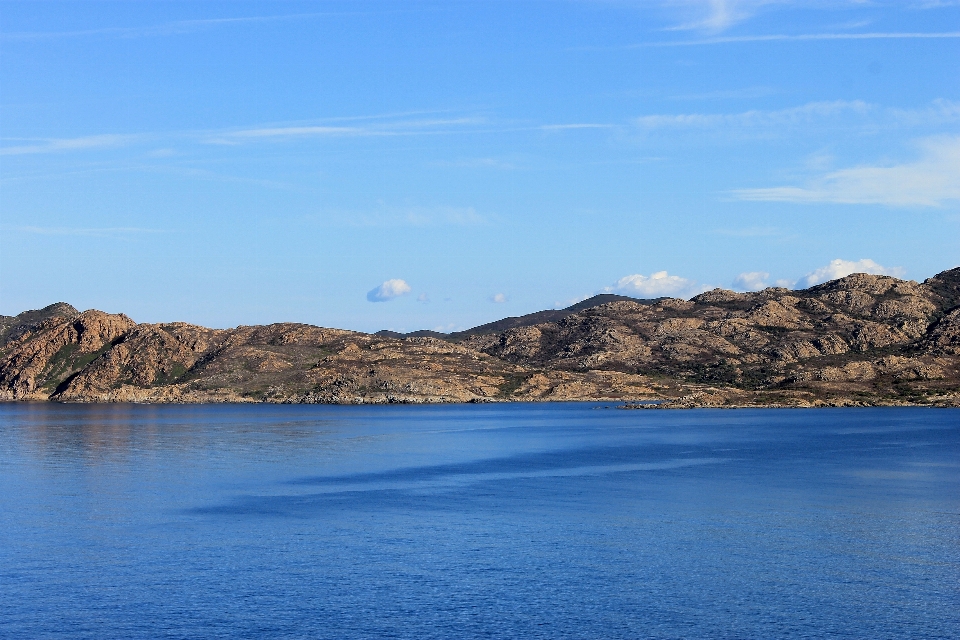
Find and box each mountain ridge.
[2,269,958,407]
[375,294,655,340]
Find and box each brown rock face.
[2,268,959,407]
[0,311,136,399]
[0,302,79,346]
[922,308,960,355]
[54,322,229,401]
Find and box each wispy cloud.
[0,134,141,156]
[636,31,960,47]
[0,12,359,41]
[634,99,960,138]
[732,136,960,207]
[207,117,487,144]
[2,114,491,157]
[5,225,165,237]
[540,124,613,131]
[885,99,960,127]
[225,126,362,138]
[664,0,785,32]
[636,100,870,130]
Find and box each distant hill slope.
[2,270,958,407]
[375,294,656,340]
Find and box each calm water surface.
[1,403,958,639]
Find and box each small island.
[2,268,958,408]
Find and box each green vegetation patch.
[497,373,534,398]
[152,362,189,386]
[41,343,80,390]
[41,341,114,391]
[687,361,739,386]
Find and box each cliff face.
[2,268,959,407]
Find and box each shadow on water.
[188,456,732,517]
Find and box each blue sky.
[1,1,958,332]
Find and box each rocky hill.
[0,302,79,346]
[2,269,959,407]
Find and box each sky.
[1,0,958,332]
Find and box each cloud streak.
[635,100,870,130]
[204,117,487,144]
[226,126,362,138]
[0,12,369,41]
[732,136,960,207]
[1,115,491,157]
[0,134,141,156]
[635,31,960,47]
[664,0,783,32]
[540,124,613,131]
[4,225,165,237]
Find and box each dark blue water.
[1,404,957,639]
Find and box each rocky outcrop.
[0,310,135,400]
[920,308,960,356]
[0,302,78,346]
[2,268,959,406]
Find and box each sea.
[1,403,957,639]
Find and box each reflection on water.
[1,403,958,639]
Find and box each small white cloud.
[732,136,960,207]
[367,279,411,302]
[732,271,770,291]
[610,271,702,298]
[490,293,508,303]
[801,259,905,288]
[416,293,429,303]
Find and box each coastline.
[3,270,959,408]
